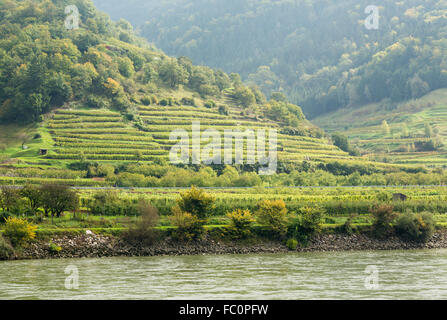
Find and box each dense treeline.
[2,161,442,188]
[94,0,447,117]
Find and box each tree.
[331,133,350,153]
[20,184,42,215]
[40,185,79,218]
[176,186,215,220]
[232,86,255,108]
[118,57,135,78]
[270,92,288,103]
[255,199,288,235]
[158,59,189,89]
[0,187,21,213]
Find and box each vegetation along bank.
[1,185,447,261]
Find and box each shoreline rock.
[9,230,447,261]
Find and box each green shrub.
[287,207,323,243]
[3,217,37,247]
[140,96,152,106]
[0,235,14,260]
[170,207,205,242]
[395,211,435,243]
[121,200,160,246]
[218,105,229,115]
[286,238,298,251]
[226,209,255,239]
[297,206,323,235]
[48,241,62,254]
[204,100,216,108]
[371,204,399,238]
[336,214,357,235]
[0,211,11,224]
[177,186,215,220]
[181,97,195,106]
[255,200,288,235]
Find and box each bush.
[395,212,435,243]
[218,105,229,115]
[287,207,323,242]
[48,241,62,254]
[255,200,288,235]
[337,214,357,235]
[3,217,37,247]
[297,207,323,235]
[204,100,216,108]
[122,200,160,246]
[0,234,14,260]
[286,238,298,251]
[170,207,205,242]
[177,186,215,220]
[0,211,11,224]
[140,96,152,106]
[371,204,399,238]
[226,209,255,239]
[181,97,195,106]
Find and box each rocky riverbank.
[299,231,447,252]
[9,230,447,260]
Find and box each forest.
[94,0,447,118]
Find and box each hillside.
[0,0,440,189]
[314,89,447,168]
[93,0,447,118]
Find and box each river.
[1,249,447,299]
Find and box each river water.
[1,249,447,300]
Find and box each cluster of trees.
[96,0,447,118]
[0,185,79,218]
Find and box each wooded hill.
[94,0,447,118]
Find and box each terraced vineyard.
[315,89,447,168]
[40,102,356,165]
[49,109,165,162]
[0,93,423,187]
